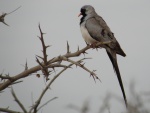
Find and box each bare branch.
[36,57,44,68]
[11,87,27,113]
[0,64,40,91]
[0,13,9,26]
[38,24,48,64]
[7,6,21,15]
[37,24,50,80]
[36,57,50,81]
[61,56,100,81]
[0,24,111,91]
[37,97,58,111]
[29,59,83,113]
[0,6,21,26]
[29,63,72,112]
[0,108,22,113]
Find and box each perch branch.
[0,24,111,91]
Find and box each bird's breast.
[80,24,98,44]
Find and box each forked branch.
[0,25,111,91]
[0,6,21,26]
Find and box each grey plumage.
[79,5,127,107]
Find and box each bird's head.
[78,5,95,17]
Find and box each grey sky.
[0,0,150,113]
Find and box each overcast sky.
[0,0,150,113]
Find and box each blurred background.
[0,0,150,113]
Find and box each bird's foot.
[90,42,98,49]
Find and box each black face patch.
[81,8,86,16]
[80,8,87,25]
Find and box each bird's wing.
[95,15,112,33]
[86,12,127,106]
[85,17,111,42]
[94,15,127,105]
[95,15,126,57]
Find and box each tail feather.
[106,50,127,107]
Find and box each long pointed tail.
[106,49,127,107]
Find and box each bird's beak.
[78,13,82,17]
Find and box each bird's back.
[94,15,126,57]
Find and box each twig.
[61,56,100,81]
[36,24,51,81]
[7,6,21,15]
[0,13,9,26]
[38,24,48,64]
[37,97,58,111]
[0,25,111,91]
[11,87,27,113]
[0,108,21,113]
[29,59,83,113]
[0,6,21,26]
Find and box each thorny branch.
[0,24,112,113]
[29,59,82,113]
[0,24,111,91]
[61,56,100,81]
[0,6,21,26]
[0,59,82,113]
[36,24,51,81]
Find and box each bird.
[78,5,127,107]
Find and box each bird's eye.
[81,8,86,13]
